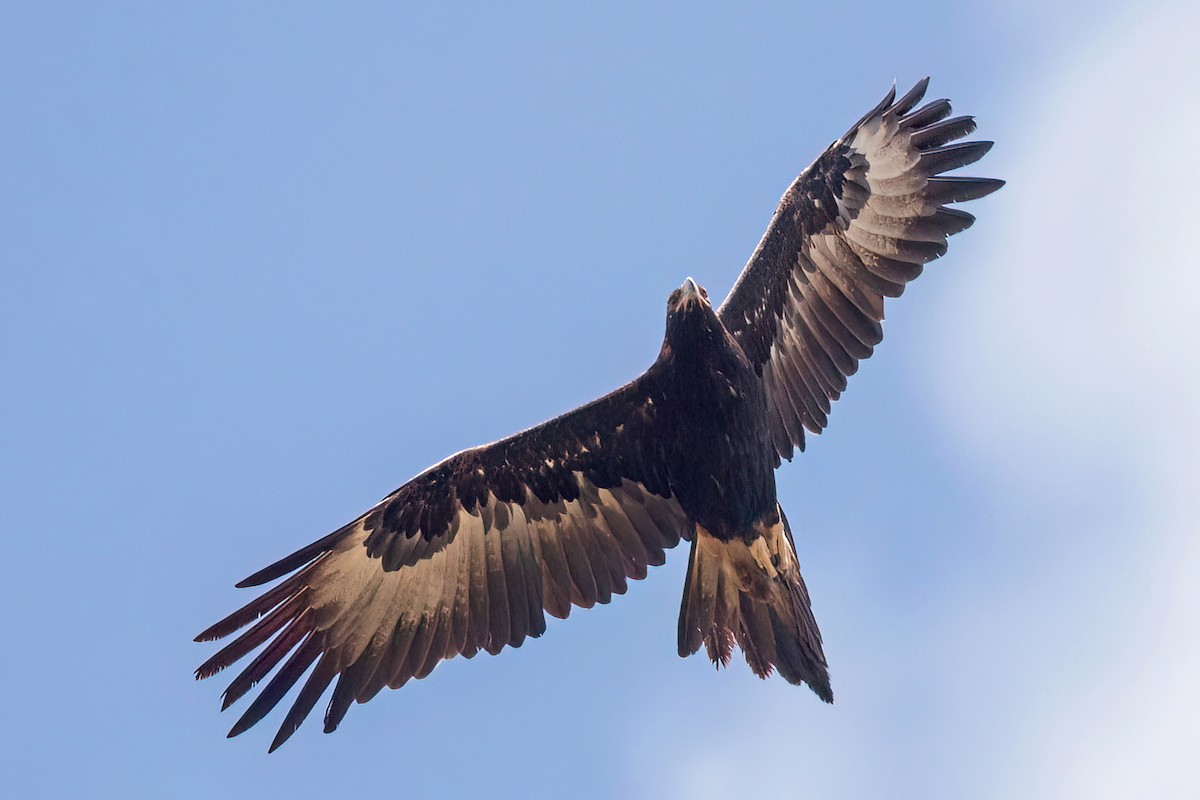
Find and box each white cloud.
[925,1,1200,796]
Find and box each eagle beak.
[675,276,707,309]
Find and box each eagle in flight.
[196,78,1001,751]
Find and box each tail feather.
[677,508,832,702]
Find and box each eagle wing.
[718,78,1003,459]
[195,367,689,751]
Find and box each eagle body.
[654,281,777,542]
[197,79,1002,750]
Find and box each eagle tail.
[677,508,832,701]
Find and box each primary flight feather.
[196,78,1002,751]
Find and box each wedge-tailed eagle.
[196,78,1002,751]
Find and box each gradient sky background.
[3,1,1197,797]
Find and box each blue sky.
[3,1,1197,797]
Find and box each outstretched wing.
[718,78,1003,459]
[195,368,689,751]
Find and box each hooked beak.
[674,276,706,309]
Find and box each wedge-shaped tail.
[678,508,831,701]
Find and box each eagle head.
[667,276,710,312]
[661,277,725,360]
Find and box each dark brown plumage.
[196,78,1001,751]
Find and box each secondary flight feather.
[196,78,1002,751]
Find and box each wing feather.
[196,374,690,749]
[560,512,600,608]
[718,78,1002,457]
